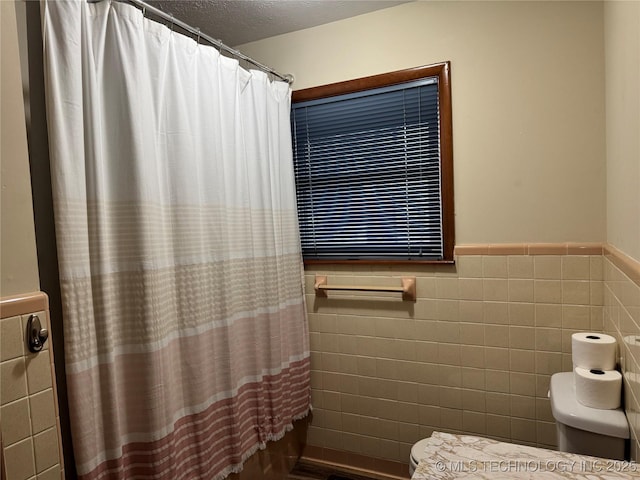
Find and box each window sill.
[303,259,455,266]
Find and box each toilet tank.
[549,372,629,460]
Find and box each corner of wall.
[602,245,640,461]
[0,0,40,297]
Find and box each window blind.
[291,77,443,260]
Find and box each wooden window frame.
[292,61,454,265]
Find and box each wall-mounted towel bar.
[314,275,416,302]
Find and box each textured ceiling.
[146,0,409,47]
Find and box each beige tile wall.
[603,245,640,462]
[303,249,604,466]
[1,295,63,480]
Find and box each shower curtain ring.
[216,39,222,54]
[142,5,146,17]
[196,27,201,44]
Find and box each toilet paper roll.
[571,332,617,370]
[574,367,622,410]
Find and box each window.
[291,62,454,263]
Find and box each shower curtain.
[42,1,310,479]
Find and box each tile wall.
[303,244,605,468]
[0,294,64,480]
[2,247,634,480]
[603,245,640,462]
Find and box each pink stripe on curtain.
[77,358,310,480]
[67,304,310,466]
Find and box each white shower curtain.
[43,1,310,479]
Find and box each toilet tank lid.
[549,372,629,439]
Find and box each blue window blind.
[291,77,444,260]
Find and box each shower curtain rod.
[90,0,294,84]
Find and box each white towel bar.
[314,275,416,302]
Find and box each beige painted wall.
[239,0,606,246]
[604,1,640,262]
[0,1,40,297]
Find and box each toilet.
[409,438,432,477]
[549,371,630,460]
[409,371,631,476]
